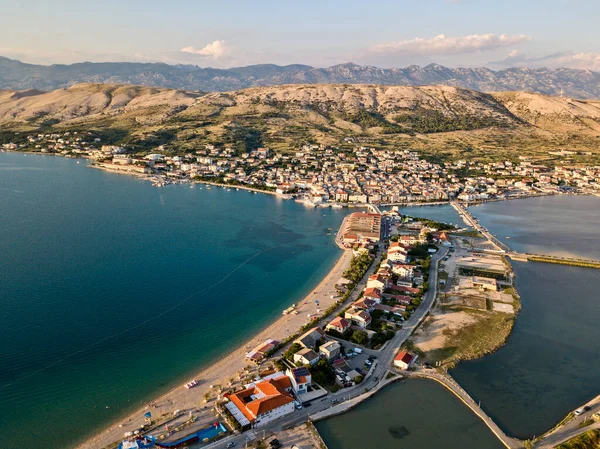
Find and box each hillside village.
[2,131,600,205]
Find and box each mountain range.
[1,57,600,99]
[2,83,600,161]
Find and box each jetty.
[451,201,600,269]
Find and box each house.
[394,350,418,370]
[286,367,312,394]
[392,264,415,279]
[294,327,325,349]
[367,274,388,291]
[227,375,294,428]
[326,316,351,334]
[319,340,341,361]
[388,242,409,262]
[399,235,420,245]
[246,339,280,362]
[344,307,372,328]
[293,348,320,366]
[363,287,382,303]
[351,298,376,312]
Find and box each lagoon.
[316,378,506,449]
[452,196,600,438]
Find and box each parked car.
[304,402,312,407]
[226,442,236,448]
[574,406,589,416]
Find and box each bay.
[0,152,346,449]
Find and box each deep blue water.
[0,152,346,449]
[452,196,600,438]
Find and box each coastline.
[75,238,354,449]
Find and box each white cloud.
[490,50,600,71]
[181,40,232,59]
[370,34,532,56]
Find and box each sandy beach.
[76,236,353,449]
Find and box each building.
[351,298,376,312]
[293,348,321,367]
[286,367,312,394]
[319,340,341,361]
[394,351,418,370]
[345,307,372,328]
[227,375,294,427]
[342,212,382,243]
[294,327,325,349]
[326,316,351,334]
[471,276,498,291]
[245,339,280,362]
[366,274,388,291]
[363,287,382,303]
[388,242,409,263]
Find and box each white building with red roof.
[326,316,351,334]
[227,375,295,428]
[394,350,418,370]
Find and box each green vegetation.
[343,252,374,284]
[453,229,483,238]
[350,330,368,345]
[425,309,515,368]
[555,429,600,449]
[311,358,336,389]
[284,343,302,362]
[408,217,457,231]
[578,418,595,429]
[393,109,508,134]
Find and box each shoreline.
[75,236,354,449]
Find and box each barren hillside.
[1,83,599,160]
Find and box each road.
[202,245,449,449]
[535,396,600,448]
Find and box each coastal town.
[2,132,600,206]
[60,196,599,449]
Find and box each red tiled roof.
[394,350,414,364]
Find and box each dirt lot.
[411,310,476,354]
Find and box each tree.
[284,343,302,361]
[350,330,368,345]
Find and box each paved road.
[203,246,449,449]
[535,396,600,448]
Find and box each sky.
[1,0,600,71]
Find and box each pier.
[451,201,600,269]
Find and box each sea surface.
[451,196,600,438]
[468,196,600,259]
[0,152,346,449]
[316,378,506,449]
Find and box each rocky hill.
[1,83,599,160]
[2,57,600,99]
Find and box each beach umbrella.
[144,412,152,418]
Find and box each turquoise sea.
[0,152,346,449]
